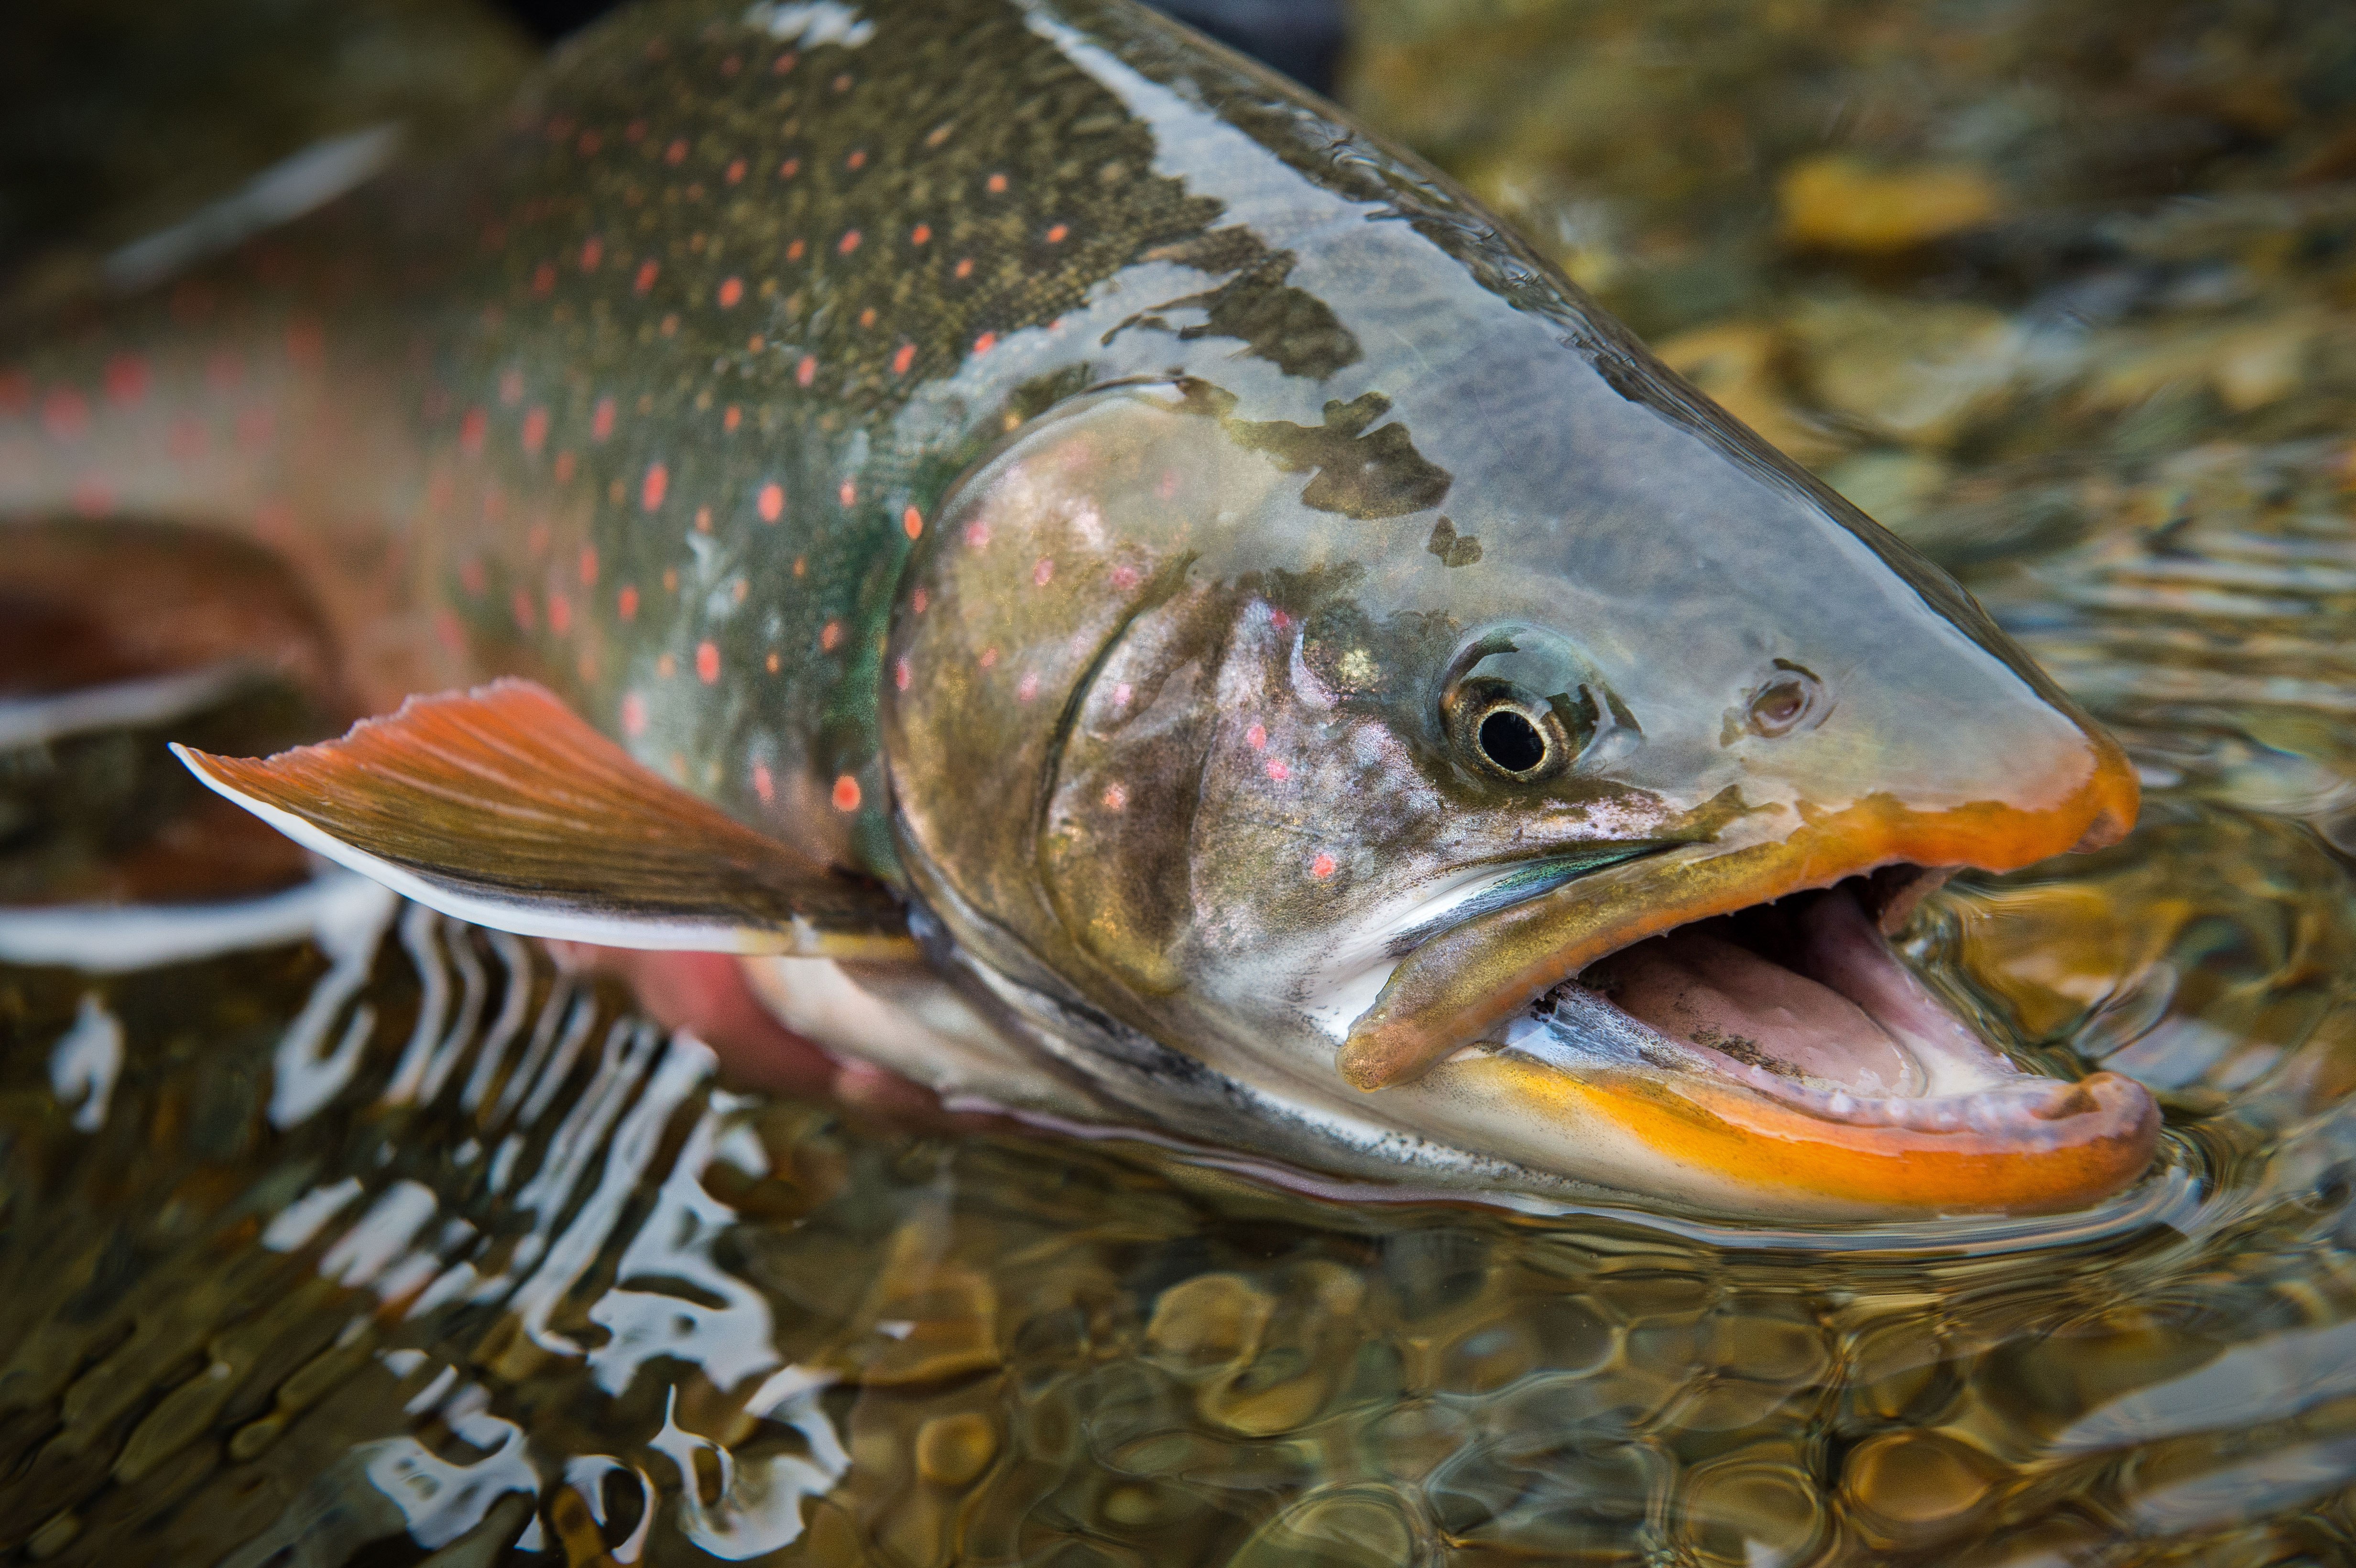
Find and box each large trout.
[0,0,2157,1218]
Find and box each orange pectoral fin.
[175,679,911,958]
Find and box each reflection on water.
[7,0,2356,1561]
[3,796,2356,1564]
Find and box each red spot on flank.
[972,331,997,355]
[724,404,742,432]
[857,307,877,330]
[766,651,781,673]
[531,262,556,297]
[979,647,999,669]
[618,585,639,621]
[642,462,669,510]
[839,229,862,255]
[511,587,538,632]
[695,506,712,533]
[555,450,577,482]
[773,50,796,73]
[727,158,747,184]
[911,586,929,614]
[903,505,923,539]
[522,406,550,455]
[831,71,851,92]
[1246,722,1267,750]
[910,223,931,245]
[821,620,843,652]
[635,259,659,293]
[718,276,744,308]
[894,656,912,691]
[1102,782,1128,811]
[579,545,599,586]
[622,692,647,736]
[592,396,616,440]
[40,388,89,442]
[832,774,863,812]
[753,762,774,804]
[1113,682,1133,706]
[954,257,974,279]
[779,158,801,181]
[1311,853,1336,879]
[759,482,785,522]
[455,406,486,455]
[1270,608,1294,632]
[893,343,916,375]
[964,520,991,550]
[1111,564,1141,590]
[796,355,817,387]
[786,238,806,262]
[665,138,689,165]
[580,237,604,271]
[548,592,573,634]
[846,149,867,170]
[839,479,857,507]
[1017,672,1041,701]
[1033,557,1055,587]
[696,641,720,683]
[1265,758,1291,782]
[1046,223,1069,243]
[986,172,1008,194]
[103,353,151,408]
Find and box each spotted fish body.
[5,0,2160,1218]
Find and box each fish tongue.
[1593,907,1927,1096]
[1795,881,2016,1092]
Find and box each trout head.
[883,375,2155,1220]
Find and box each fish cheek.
[1038,593,1232,998]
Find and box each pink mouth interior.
[1575,876,2037,1112]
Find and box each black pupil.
[1478,708,1548,773]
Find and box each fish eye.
[1476,704,1551,774]
[1747,666,1824,738]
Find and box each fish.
[0,0,2158,1219]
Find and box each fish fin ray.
[174,679,911,957]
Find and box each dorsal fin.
[174,679,911,958]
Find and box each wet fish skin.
[4,0,2145,1212]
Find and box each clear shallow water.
[9,0,2356,1560]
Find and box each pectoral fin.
[174,679,912,958]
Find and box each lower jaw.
[1418,1049,2161,1218]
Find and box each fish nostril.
[1747,669,1822,738]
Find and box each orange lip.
[1337,730,2140,1091]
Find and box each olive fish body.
[5,0,2159,1220]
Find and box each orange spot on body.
[796,355,817,387]
[1111,564,1141,590]
[531,262,556,297]
[522,406,550,455]
[979,647,998,669]
[724,404,742,432]
[696,641,720,683]
[1246,723,1267,750]
[894,656,912,691]
[964,520,990,550]
[580,237,604,271]
[858,307,877,329]
[555,450,577,482]
[780,158,801,180]
[1033,557,1055,587]
[1102,783,1129,811]
[695,506,712,533]
[579,546,599,586]
[954,257,974,279]
[1046,223,1068,243]
[103,354,150,408]
[846,149,867,170]
[910,223,931,245]
[1266,758,1291,782]
[892,343,916,374]
[832,775,862,811]
[753,762,774,803]
[839,229,862,255]
[972,331,997,355]
[839,479,856,507]
[986,172,1008,194]
[1312,854,1336,879]
[719,276,744,308]
[666,138,689,165]
[619,584,639,620]
[593,397,616,440]
[1017,671,1040,701]
[622,692,647,735]
[548,592,573,634]
[643,462,668,510]
[512,588,538,632]
[766,650,781,673]
[759,482,785,522]
[635,259,659,292]
[903,505,923,538]
[726,158,746,184]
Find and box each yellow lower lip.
[1339,736,2142,1091]
[1469,1057,2161,1215]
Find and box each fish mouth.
[1337,757,2160,1215]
